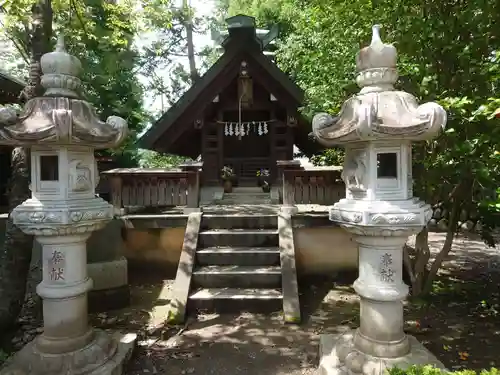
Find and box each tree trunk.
[403,179,469,298]
[422,198,460,294]
[0,0,52,329]
[403,227,430,296]
[0,148,32,330]
[183,0,199,83]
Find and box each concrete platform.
[318,330,446,375]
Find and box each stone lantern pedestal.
[319,201,443,375]
[312,26,448,375]
[0,36,135,375]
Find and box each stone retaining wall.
[428,205,482,233]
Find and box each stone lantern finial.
[41,33,83,98]
[356,25,398,91]
[55,33,65,51]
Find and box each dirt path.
[3,232,500,374]
[122,233,500,374]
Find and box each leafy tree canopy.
[1,0,150,166]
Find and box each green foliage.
[388,365,500,375]
[221,165,235,180]
[138,149,189,169]
[310,148,345,167]
[0,349,9,366]
[1,0,149,167]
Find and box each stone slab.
[281,205,299,216]
[199,186,224,204]
[183,207,202,214]
[278,210,301,324]
[88,257,128,291]
[88,285,130,313]
[270,186,280,204]
[87,257,130,312]
[0,330,136,375]
[87,220,125,263]
[167,212,202,324]
[318,330,446,375]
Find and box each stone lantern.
[0,36,135,374]
[312,26,447,374]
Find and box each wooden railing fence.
[103,163,202,212]
[277,160,345,206]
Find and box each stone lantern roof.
[0,35,127,148]
[311,25,447,145]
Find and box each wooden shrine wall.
[199,77,295,185]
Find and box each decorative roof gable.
[139,15,306,156]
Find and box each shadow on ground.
[119,234,500,374]
[122,271,359,375]
[2,233,500,374]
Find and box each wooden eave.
[0,71,25,105]
[139,37,309,158]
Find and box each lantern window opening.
[376,152,398,179]
[40,155,59,181]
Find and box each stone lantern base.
[319,331,445,375]
[0,330,136,375]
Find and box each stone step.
[223,194,271,198]
[192,265,282,288]
[201,214,277,230]
[217,195,273,204]
[198,229,279,248]
[196,247,280,266]
[188,288,283,313]
[231,187,266,194]
[202,204,280,216]
[216,200,273,206]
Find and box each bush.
[0,350,9,366]
[309,148,345,167]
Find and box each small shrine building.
[140,15,319,186]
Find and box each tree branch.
[423,179,471,294]
[0,20,30,63]
[403,244,417,285]
[70,0,90,42]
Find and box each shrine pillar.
[312,25,447,375]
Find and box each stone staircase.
[168,205,301,323]
[214,187,274,205]
[188,214,284,313]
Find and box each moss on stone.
[284,315,301,324]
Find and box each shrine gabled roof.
[0,70,25,104]
[138,15,307,157]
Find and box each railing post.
[277,160,302,215]
[180,162,203,214]
[109,175,123,216]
